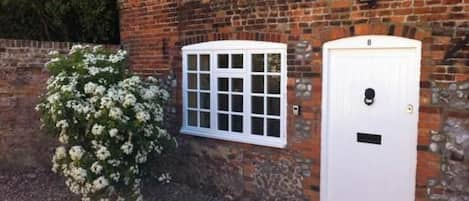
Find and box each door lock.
[407,104,414,113]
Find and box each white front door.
[321,36,421,201]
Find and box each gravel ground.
[0,169,225,201]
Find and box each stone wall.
[119,0,469,201]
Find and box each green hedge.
[0,0,119,44]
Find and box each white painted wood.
[321,35,421,201]
[182,40,287,51]
[181,40,287,148]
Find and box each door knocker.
[364,88,375,106]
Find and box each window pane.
[200,93,210,109]
[188,73,197,89]
[232,95,243,112]
[200,54,210,71]
[218,94,228,111]
[252,54,264,72]
[232,78,243,92]
[188,110,197,126]
[218,114,228,131]
[267,75,280,94]
[218,78,229,91]
[218,54,228,68]
[251,96,264,114]
[188,92,197,108]
[232,54,243,68]
[200,112,210,128]
[251,117,264,135]
[267,53,281,72]
[188,55,197,71]
[251,75,264,93]
[267,118,280,137]
[200,74,210,90]
[267,97,280,116]
[232,115,243,132]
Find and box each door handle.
[364,88,375,106]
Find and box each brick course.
[118,0,469,200]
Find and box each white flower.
[141,89,155,100]
[70,166,87,183]
[48,50,59,55]
[92,176,109,191]
[158,173,171,184]
[108,107,122,119]
[55,146,67,160]
[121,142,133,155]
[84,82,97,94]
[69,146,85,161]
[56,120,69,129]
[135,152,147,163]
[136,111,150,122]
[110,172,120,182]
[91,124,105,135]
[94,85,106,95]
[96,146,111,161]
[123,94,136,107]
[109,128,118,137]
[91,162,103,174]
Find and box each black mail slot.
[357,132,382,145]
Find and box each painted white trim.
[182,40,287,51]
[181,40,288,148]
[320,35,421,201]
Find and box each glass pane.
[218,54,228,68]
[218,114,228,131]
[218,94,228,111]
[267,53,281,72]
[251,75,264,93]
[188,55,197,71]
[188,74,197,89]
[200,54,210,71]
[251,117,264,135]
[232,115,243,132]
[188,92,197,108]
[232,78,243,92]
[232,95,243,112]
[251,96,264,114]
[218,78,228,91]
[252,54,264,72]
[267,118,280,137]
[188,110,197,126]
[267,97,280,116]
[200,112,210,128]
[200,93,210,109]
[232,54,243,68]
[267,75,280,94]
[200,74,210,90]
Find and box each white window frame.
[181,40,288,148]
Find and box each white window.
[180,40,287,148]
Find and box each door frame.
[320,35,422,201]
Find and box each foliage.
[0,0,119,43]
[35,45,176,200]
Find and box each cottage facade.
[119,1,469,200]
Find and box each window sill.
[180,127,287,148]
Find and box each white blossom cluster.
[36,45,176,201]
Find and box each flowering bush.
[36,45,176,201]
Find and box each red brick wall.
[0,39,72,170]
[119,0,469,200]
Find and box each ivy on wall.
[0,0,119,44]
